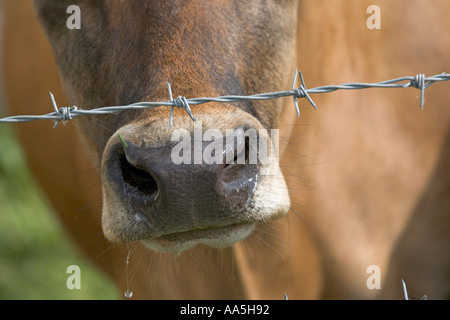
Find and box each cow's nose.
[100,110,290,247]
[107,131,259,232]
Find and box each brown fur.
[3,0,450,299]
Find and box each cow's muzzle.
[100,108,290,254]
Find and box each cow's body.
[2,0,450,299]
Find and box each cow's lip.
[141,223,255,255]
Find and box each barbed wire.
[0,70,449,128]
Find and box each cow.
[2,0,450,299]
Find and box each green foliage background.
[0,124,119,299]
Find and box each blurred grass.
[0,124,119,299]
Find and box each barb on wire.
[0,71,449,127]
[166,82,196,127]
[401,279,428,300]
[292,69,317,116]
[50,92,78,128]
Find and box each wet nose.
[110,130,259,229]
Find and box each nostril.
[219,134,258,213]
[223,136,250,170]
[120,154,159,199]
[222,137,257,186]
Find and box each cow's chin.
[141,223,256,255]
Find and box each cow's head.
[32,0,298,255]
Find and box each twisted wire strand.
[0,71,448,127]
